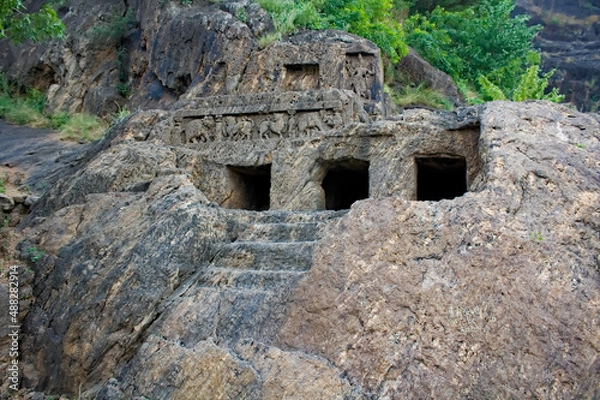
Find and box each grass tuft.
[387,84,453,110]
[59,114,108,143]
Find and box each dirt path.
[0,120,81,195]
[0,120,86,278]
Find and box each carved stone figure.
[257,116,271,139]
[232,116,254,140]
[270,113,288,137]
[347,53,375,100]
[323,110,343,128]
[185,116,215,143]
[297,112,324,136]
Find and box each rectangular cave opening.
[227,164,272,211]
[415,156,467,201]
[322,159,369,211]
[284,63,320,91]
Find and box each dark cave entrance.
[227,165,271,211]
[322,159,369,210]
[415,156,467,201]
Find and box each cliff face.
[515,0,600,111]
[0,0,273,116]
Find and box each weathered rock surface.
[0,1,385,117]
[515,0,600,112]
[280,101,600,398]
[0,3,599,399]
[0,100,596,399]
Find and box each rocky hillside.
[2,99,599,399]
[0,1,598,399]
[515,0,600,111]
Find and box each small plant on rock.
[25,246,46,263]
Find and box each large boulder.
[394,47,465,108]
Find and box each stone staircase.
[197,211,344,294]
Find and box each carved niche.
[345,52,376,100]
[284,64,320,91]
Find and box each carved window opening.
[322,159,369,211]
[284,64,320,91]
[415,156,467,201]
[227,165,271,211]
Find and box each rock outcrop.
[0,99,596,399]
[0,2,598,399]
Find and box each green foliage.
[49,111,70,129]
[406,0,540,92]
[477,65,564,102]
[0,176,6,194]
[0,1,65,43]
[257,31,281,48]
[0,76,49,127]
[477,75,507,101]
[59,113,108,142]
[25,246,45,263]
[530,232,543,242]
[257,0,407,62]
[257,0,323,35]
[512,65,564,102]
[0,72,109,142]
[405,0,563,103]
[318,0,408,62]
[409,0,483,13]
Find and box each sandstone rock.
[13,194,27,204]
[23,196,40,207]
[10,100,598,400]
[0,3,387,117]
[279,101,600,398]
[0,193,15,212]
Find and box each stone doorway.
[321,159,369,210]
[415,156,467,201]
[226,165,271,211]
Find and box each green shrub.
[256,0,323,35]
[0,72,110,141]
[512,65,564,102]
[90,9,137,46]
[0,2,65,44]
[405,0,539,87]
[257,0,407,62]
[404,0,559,102]
[319,0,408,62]
[25,246,45,263]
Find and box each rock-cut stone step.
[197,267,306,292]
[211,241,316,272]
[235,221,323,243]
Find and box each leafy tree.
[0,0,65,44]
[404,0,562,102]
[317,0,408,62]
[258,0,408,62]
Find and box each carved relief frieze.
[174,90,352,144]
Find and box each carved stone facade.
[141,32,482,212]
